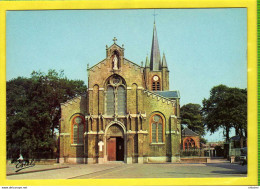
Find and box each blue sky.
[6,9,247,142]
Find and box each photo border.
[258,0,260,186]
[0,0,257,186]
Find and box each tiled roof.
[182,128,199,136]
[154,91,180,99]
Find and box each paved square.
[7,162,247,180]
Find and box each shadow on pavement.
[211,170,247,175]
[206,163,247,175]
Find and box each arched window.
[151,75,160,91]
[150,114,164,143]
[117,86,126,115]
[71,115,85,144]
[105,75,126,115]
[184,138,196,149]
[106,86,115,115]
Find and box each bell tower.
[144,22,169,91]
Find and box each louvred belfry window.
[152,75,160,91]
[150,114,164,143]
[71,115,85,144]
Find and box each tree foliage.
[200,137,207,144]
[202,84,247,146]
[6,70,87,159]
[180,103,205,136]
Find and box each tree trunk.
[225,126,230,143]
[239,129,244,148]
[240,136,244,148]
[235,128,239,136]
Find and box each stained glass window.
[106,75,126,116]
[158,123,163,142]
[117,86,126,115]
[73,125,78,144]
[106,86,115,115]
[75,117,82,124]
[152,123,157,143]
[150,114,164,143]
[72,116,84,144]
[78,124,84,144]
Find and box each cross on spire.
[113,37,117,44]
[153,9,158,23]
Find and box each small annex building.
[59,22,181,164]
[181,128,200,150]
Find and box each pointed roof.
[145,55,150,68]
[182,128,200,136]
[154,91,180,99]
[150,22,161,71]
[161,52,168,69]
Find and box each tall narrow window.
[71,116,85,144]
[117,86,126,115]
[150,114,164,143]
[106,86,115,115]
[152,123,157,143]
[73,125,78,144]
[105,75,126,115]
[152,75,160,91]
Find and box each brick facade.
[59,24,181,164]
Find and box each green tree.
[202,85,247,147]
[200,137,207,144]
[6,70,87,159]
[180,103,205,136]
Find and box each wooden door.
[116,137,124,161]
[107,138,116,161]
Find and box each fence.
[229,148,241,157]
[180,148,222,157]
[180,149,204,157]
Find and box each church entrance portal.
[107,137,124,161]
[106,124,125,162]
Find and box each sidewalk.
[6,163,122,179]
[7,164,69,176]
[208,158,230,163]
[7,158,232,176]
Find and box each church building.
[59,22,181,164]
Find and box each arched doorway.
[105,124,125,161]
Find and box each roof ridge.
[107,42,123,50]
[124,58,142,68]
[61,93,86,106]
[154,90,180,99]
[144,89,176,102]
[182,128,199,136]
[88,59,106,70]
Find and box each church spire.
[145,55,150,68]
[150,22,161,71]
[161,52,168,69]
